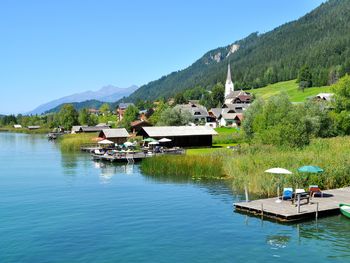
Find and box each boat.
[339,203,350,218]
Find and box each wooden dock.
[234,187,350,222]
[92,149,185,163]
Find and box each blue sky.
[0,0,325,114]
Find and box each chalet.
[137,126,217,147]
[315,93,334,101]
[222,103,250,113]
[98,128,129,144]
[80,126,110,133]
[71,125,110,134]
[219,113,243,127]
[71,126,82,134]
[175,101,209,124]
[88,109,100,115]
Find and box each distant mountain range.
[28,85,138,115]
[122,0,350,102]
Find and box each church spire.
[226,63,232,82]
[225,63,234,97]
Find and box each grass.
[0,126,51,134]
[225,136,350,197]
[185,146,233,156]
[141,136,350,197]
[58,133,99,152]
[141,154,226,180]
[247,80,332,102]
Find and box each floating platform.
[234,187,350,222]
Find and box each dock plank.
[234,187,350,222]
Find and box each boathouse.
[98,128,129,144]
[137,126,217,147]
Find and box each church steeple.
[225,63,234,97]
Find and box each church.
[208,63,253,127]
[224,63,252,105]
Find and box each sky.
[0,0,325,114]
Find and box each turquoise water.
[1,133,350,263]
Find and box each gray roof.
[175,104,208,118]
[141,126,217,137]
[221,113,238,120]
[71,126,83,132]
[81,126,110,132]
[101,128,129,138]
[209,108,222,118]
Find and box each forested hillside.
[44,100,108,114]
[125,0,350,102]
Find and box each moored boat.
[339,203,350,218]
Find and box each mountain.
[28,85,138,115]
[44,100,109,114]
[123,0,350,102]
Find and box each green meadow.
[247,80,332,102]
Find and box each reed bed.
[59,133,98,152]
[225,137,350,197]
[141,154,226,180]
[142,136,350,197]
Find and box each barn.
[137,126,217,147]
[98,128,130,144]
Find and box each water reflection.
[61,152,79,176]
[93,161,136,183]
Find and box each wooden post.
[316,202,319,220]
[261,203,264,218]
[297,194,301,213]
[244,185,249,202]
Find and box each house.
[315,93,334,101]
[137,126,217,147]
[71,125,110,133]
[71,126,82,134]
[222,103,250,113]
[27,126,40,130]
[219,113,244,127]
[96,123,111,127]
[88,109,100,115]
[117,103,135,121]
[175,101,209,124]
[98,128,129,144]
[130,120,153,134]
[80,126,110,133]
[13,124,22,129]
[219,113,238,127]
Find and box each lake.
[0,133,349,263]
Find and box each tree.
[331,74,350,135]
[79,108,98,126]
[242,94,316,148]
[174,92,187,105]
[211,82,225,107]
[99,103,111,115]
[121,105,139,131]
[157,107,193,126]
[298,65,313,89]
[58,104,78,130]
[149,101,169,125]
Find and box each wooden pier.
[91,149,185,163]
[234,187,350,222]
